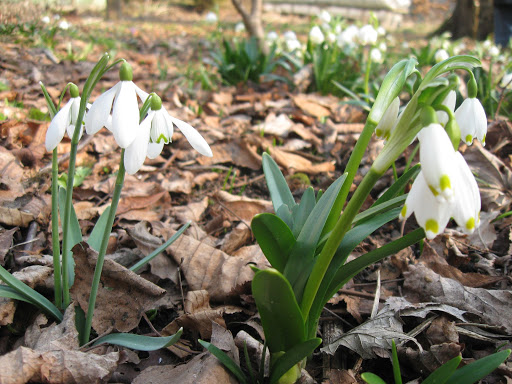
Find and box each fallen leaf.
[197,139,261,170]
[291,94,331,118]
[0,227,17,264]
[255,113,294,137]
[220,222,252,254]
[268,146,335,174]
[173,197,209,223]
[0,206,33,227]
[215,190,273,223]
[0,146,25,202]
[159,170,194,194]
[70,242,165,334]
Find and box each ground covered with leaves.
[1,1,512,383]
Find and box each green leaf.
[423,356,462,384]
[391,340,402,384]
[291,187,316,237]
[93,328,183,351]
[269,338,322,384]
[0,285,34,302]
[129,222,191,272]
[445,349,511,384]
[361,372,388,384]
[262,153,296,214]
[199,339,249,384]
[372,164,420,207]
[354,196,406,226]
[0,265,63,322]
[420,55,481,92]
[87,206,111,252]
[252,213,296,273]
[252,268,305,353]
[59,186,82,285]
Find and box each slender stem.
[82,151,125,345]
[301,168,382,320]
[51,149,62,309]
[364,48,372,104]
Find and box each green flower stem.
[82,150,126,345]
[301,167,382,320]
[364,49,373,104]
[51,149,62,309]
[323,119,378,235]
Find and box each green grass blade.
[445,349,511,384]
[93,328,183,351]
[361,372,388,384]
[423,356,462,384]
[391,340,402,384]
[87,206,111,252]
[0,285,34,302]
[199,339,249,384]
[262,152,296,213]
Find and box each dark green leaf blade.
[87,206,111,252]
[423,355,462,384]
[262,152,296,213]
[445,349,511,384]
[199,339,249,384]
[93,328,183,351]
[361,372,388,384]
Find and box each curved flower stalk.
[45,84,83,151]
[124,94,212,175]
[85,61,148,148]
[435,90,456,126]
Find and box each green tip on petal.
[156,133,167,143]
[482,134,486,145]
[421,106,438,127]
[69,83,79,98]
[440,174,451,191]
[150,93,162,110]
[400,205,407,218]
[375,128,382,137]
[428,185,439,197]
[466,217,475,230]
[425,219,439,235]
[119,61,133,81]
[465,134,473,144]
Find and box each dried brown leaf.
[268,146,335,174]
[215,190,272,223]
[0,227,17,264]
[160,170,194,194]
[173,197,209,223]
[291,94,331,118]
[255,113,294,137]
[197,139,261,170]
[0,206,33,227]
[70,242,165,334]
[0,298,16,326]
[0,146,25,203]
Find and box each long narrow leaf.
[59,186,82,286]
[93,328,183,351]
[361,372,387,384]
[199,339,249,384]
[0,285,34,302]
[353,196,406,226]
[87,206,111,252]
[291,187,316,237]
[269,338,322,384]
[372,164,420,207]
[422,355,462,384]
[262,152,296,214]
[445,349,511,384]
[0,265,63,322]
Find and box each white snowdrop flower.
[285,38,302,52]
[400,170,453,240]
[451,152,481,234]
[378,42,387,52]
[489,45,500,57]
[377,26,386,36]
[418,123,457,202]
[204,12,218,23]
[58,20,70,30]
[334,24,342,34]
[327,32,336,44]
[45,84,82,151]
[358,24,378,46]
[442,40,450,50]
[283,30,297,41]
[42,16,50,24]
[234,22,245,33]
[124,94,212,174]
[375,97,399,139]
[435,90,456,126]
[370,47,383,63]
[318,10,331,24]
[454,97,487,146]
[54,14,61,20]
[266,31,279,43]
[401,41,409,50]
[434,49,449,63]
[482,40,492,50]
[500,73,512,89]
[336,25,358,47]
[85,61,148,149]
[309,26,325,45]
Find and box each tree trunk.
[231,0,267,53]
[433,0,493,40]
[106,0,122,20]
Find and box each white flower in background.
[54,14,61,20]
[454,96,487,145]
[336,25,358,47]
[204,11,218,23]
[500,73,512,89]
[489,45,500,57]
[418,124,457,202]
[334,24,342,34]
[285,37,302,52]
[326,32,336,44]
[401,41,409,49]
[378,42,387,52]
[435,90,456,126]
[358,24,378,46]
[42,16,50,24]
[234,22,245,33]
[309,26,325,45]
[284,30,297,41]
[85,61,148,148]
[124,94,212,174]
[434,49,449,63]
[266,31,279,43]
[482,40,492,50]
[318,10,331,24]
[370,47,383,63]
[375,96,399,139]
[58,20,70,30]
[377,26,386,36]
[45,84,82,151]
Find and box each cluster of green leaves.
[362,341,511,384]
[204,37,292,86]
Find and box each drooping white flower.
[357,24,378,46]
[326,32,336,44]
[85,61,148,149]
[234,22,245,33]
[285,38,302,52]
[370,47,383,63]
[309,26,325,45]
[204,11,218,23]
[489,45,500,57]
[266,31,279,43]
[454,97,487,145]
[42,16,50,24]
[377,26,386,36]
[418,124,457,202]
[124,94,212,175]
[336,25,358,48]
[318,10,331,24]
[283,31,297,41]
[45,85,82,152]
[58,20,70,30]
[435,90,456,126]
[434,49,449,63]
[451,152,481,234]
[400,170,453,240]
[375,97,399,139]
[500,73,512,89]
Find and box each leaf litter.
[0,4,511,383]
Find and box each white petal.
[134,84,149,103]
[375,96,399,139]
[150,110,170,144]
[451,152,481,233]
[66,97,84,140]
[171,117,213,157]
[436,90,456,126]
[124,116,151,175]
[454,98,487,146]
[46,100,72,151]
[147,142,164,159]
[418,124,456,201]
[85,83,119,135]
[112,81,140,148]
